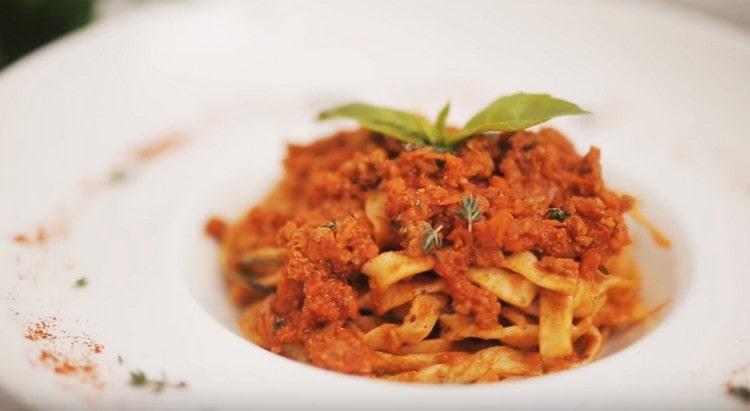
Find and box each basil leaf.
[451,93,589,142]
[318,94,589,149]
[434,102,451,144]
[318,102,435,146]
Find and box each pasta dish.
[205,95,649,383]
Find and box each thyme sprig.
[458,195,483,232]
[422,224,444,253]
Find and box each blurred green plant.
[0,0,93,69]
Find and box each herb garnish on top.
[318,93,588,150]
[458,195,483,232]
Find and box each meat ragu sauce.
[208,127,640,381]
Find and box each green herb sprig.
[74,277,88,288]
[546,207,571,222]
[422,224,444,253]
[129,370,187,393]
[318,93,588,150]
[458,195,483,232]
[129,370,149,387]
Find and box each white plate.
[1,0,749,409]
